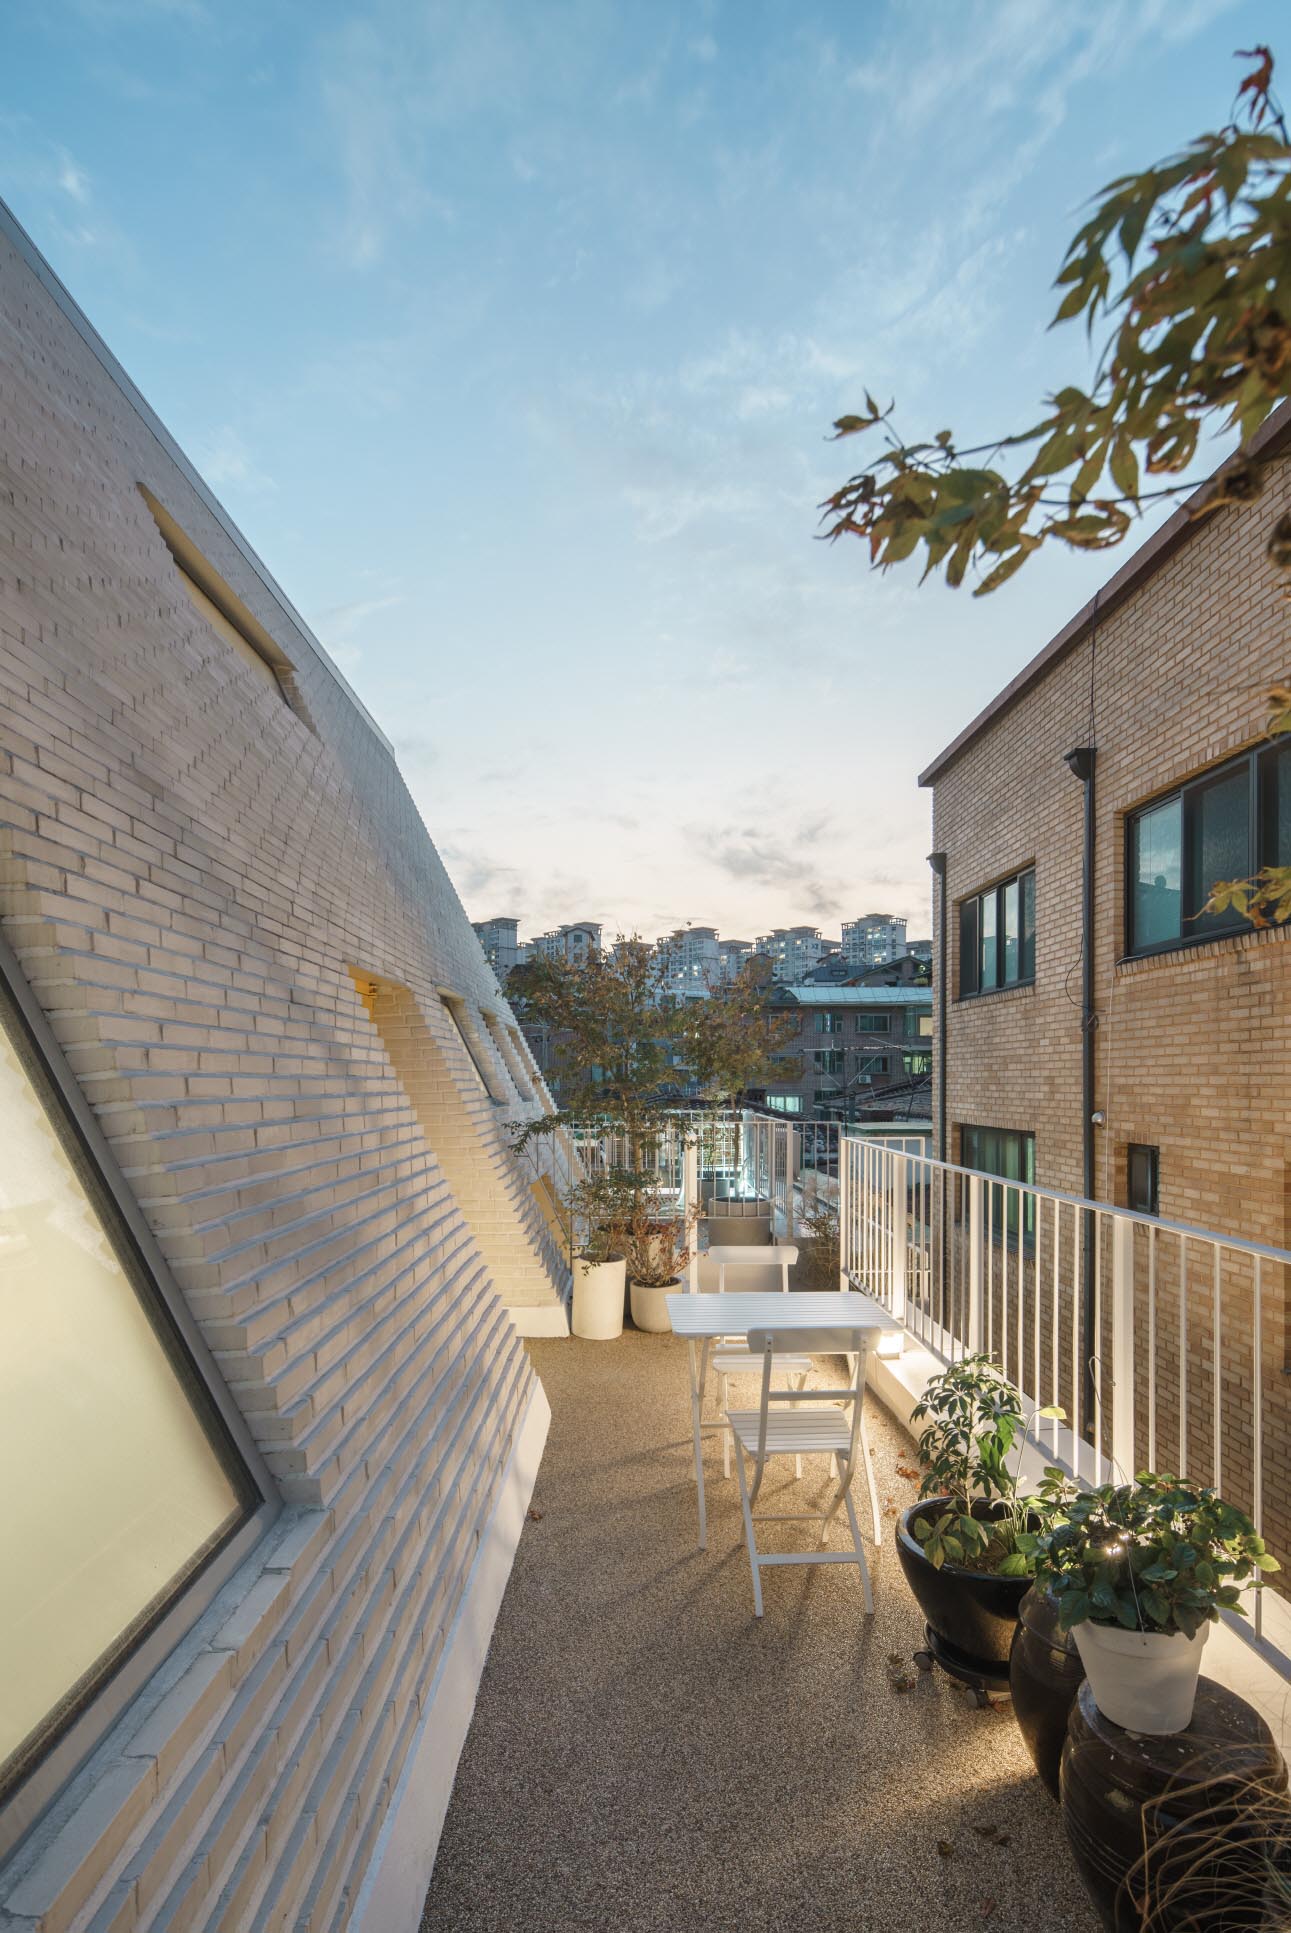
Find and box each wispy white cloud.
[193,426,275,494]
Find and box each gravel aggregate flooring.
[421,1330,1099,1933]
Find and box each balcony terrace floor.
[421,1331,1098,1933]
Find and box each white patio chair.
[704,1245,809,1479]
[726,1325,876,1619]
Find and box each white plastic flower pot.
[1072,1619,1210,1735]
[571,1255,626,1340]
[629,1278,678,1333]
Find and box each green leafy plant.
[1026,1472,1279,1637]
[910,1354,1069,1575]
[822,47,1291,591]
[619,1187,699,1287]
[564,1171,637,1266]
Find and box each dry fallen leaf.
[980,1900,996,1921]
[937,1840,955,1859]
[526,1508,545,1522]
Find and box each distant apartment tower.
[658,925,720,996]
[530,920,601,964]
[842,913,908,969]
[716,938,754,983]
[754,926,826,983]
[906,937,933,963]
[472,914,521,978]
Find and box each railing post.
[890,1152,908,1325]
[1111,1213,1136,1479]
[837,1135,850,1292]
[968,1173,984,1354]
[684,1138,699,1294]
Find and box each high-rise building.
[841,913,908,969]
[529,921,601,964]
[754,926,826,983]
[472,914,522,978]
[657,925,720,996]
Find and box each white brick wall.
[0,202,561,1929]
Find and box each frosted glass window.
[0,1013,245,1794]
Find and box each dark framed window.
[961,1123,1036,1240]
[903,1050,932,1076]
[815,1012,842,1033]
[959,868,1035,996]
[856,1012,890,1033]
[1126,742,1291,956]
[0,933,265,1854]
[1127,1143,1160,1216]
[812,1049,844,1078]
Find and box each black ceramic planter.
[896,1499,1032,1680]
[1061,1677,1287,1932]
[1009,1584,1085,1799]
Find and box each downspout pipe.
[928,850,947,1161]
[1063,745,1097,1429]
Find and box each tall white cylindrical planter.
[572,1255,626,1340]
[1072,1620,1211,1735]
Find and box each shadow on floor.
[420,1331,1097,1933]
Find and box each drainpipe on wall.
[1063,745,1097,1430]
[927,850,947,1162]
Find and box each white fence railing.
[840,1137,1291,1658]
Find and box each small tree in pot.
[1025,1473,1280,1734]
[897,1354,1071,1680]
[620,1186,699,1333]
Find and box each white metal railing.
[840,1137,1291,1660]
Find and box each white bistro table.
[664,1290,901,1550]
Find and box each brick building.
[0,199,571,1928]
[921,401,1291,1247]
[764,985,933,1120]
[920,407,1291,1583]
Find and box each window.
[812,1049,845,1079]
[1127,1144,1160,1216]
[139,485,314,731]
[482,1011,534,1100]
[0,949,257,1830]
[959,869,1035,996]
[816,1012,842,1033]
[860,1054,891,1077]
[856,1013,890,1033]
[961,1124,1036,1240]
[1126,743,1291,955]
[764,1094,803,1114]
[906,1011,933,1038]
[903,1050,932,1077]
[440,994,507,1102]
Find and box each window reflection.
[0,1009,245,1795]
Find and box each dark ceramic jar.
[1061,1676,1288,1932]
[1009,1584,1086,1799]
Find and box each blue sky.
[1,0,1273,943]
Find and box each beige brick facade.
[922,413,1291,1570]
[0,201,565,1929]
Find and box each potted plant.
[897,1353,1070,1680]
[621,1188,698,1333]
[566,1172,633,1341]
[1026,1473,1280,1735]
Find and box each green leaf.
[997,1552,1030,1578]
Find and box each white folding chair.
[705,1246,809,1479]
[726,1326,876,1619]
